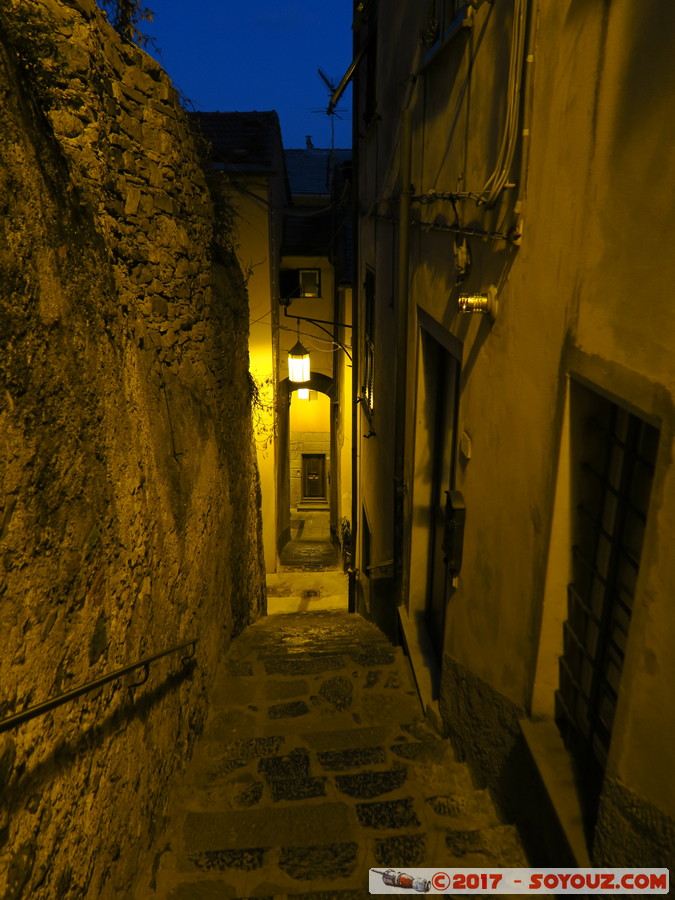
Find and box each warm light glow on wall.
[288,340,310,382]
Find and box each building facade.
[351,0,675,866]
[278,145,353,555]
[194,114,352,572]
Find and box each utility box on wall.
[443,490,466,577]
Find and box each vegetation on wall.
[98,0,154,45]
[0,0,265,893]
[249,372,276,452]
[0,2,66,105]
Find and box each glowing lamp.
[457,284,498,320]
[288,340,310,382]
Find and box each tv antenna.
[317,68,349,148]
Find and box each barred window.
[556,384,658,836]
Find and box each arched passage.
[276,373,338,561]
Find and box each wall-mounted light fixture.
[458,284,498,320]
[296,388,310,400]
[282,305,353,379]
[288,339,310,382]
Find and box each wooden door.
[302,454,326,499]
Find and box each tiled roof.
[191,111,283,172]
[285,148,351,196]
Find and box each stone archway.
[276,373,337,558]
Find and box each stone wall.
[0,1,265,897]
[439,657,534,850]
[594,777,675,868]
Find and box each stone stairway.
[137,611,527,899]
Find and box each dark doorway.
[424,333,461,660]
[302,454,327,500]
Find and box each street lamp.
[458,284,498,320]
[288,339,310,382]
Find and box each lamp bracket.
[283,304,352,330]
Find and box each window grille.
[556,391,658,834]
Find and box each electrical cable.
[250,308,273,326]
[276,324,353,361]
[404,0,528,211]
[477,0,527,206]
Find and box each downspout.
[393,108,413,607]
[349,255,359,613]
[514,0,536,240]
[349,9,361,615]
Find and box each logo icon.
[431,871,451,891]
[371,869,431,893]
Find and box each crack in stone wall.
[0,1,265,896]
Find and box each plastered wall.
[355,0,675,866]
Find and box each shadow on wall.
[0,659,196,824]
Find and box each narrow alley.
[138,606,527,899]
[2,1,675,895]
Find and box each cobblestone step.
[137,611,528,899]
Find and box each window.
[421,0,467,52]
[299,269,320,298]
[556,385,659,837]
[362,268,376,415]
[279,268,321,302]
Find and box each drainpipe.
[349,14,361,615]
[349,272,359,613]
[514,0,536,241]
[393,108,413,607]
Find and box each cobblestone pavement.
[279,512,339,569]
[266,571,347,614]
[279,540,338,568]
[138,611,528,900]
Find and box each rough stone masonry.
[0,0,265,896]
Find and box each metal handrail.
[0,638,198,734]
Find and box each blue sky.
[141,1,353,149]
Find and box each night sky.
[141,1,353,150]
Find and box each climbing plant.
[99,0,154,46]
[0,2,67,105]
[248,372,276,452]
